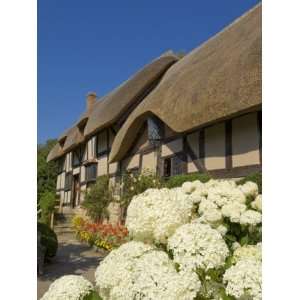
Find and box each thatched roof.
[47,51,178,162]
[83,51,179,137]
[46,143,63,162]
[109,3,261,162]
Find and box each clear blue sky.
[38,0,260,144]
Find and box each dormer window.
[147,116,164,146]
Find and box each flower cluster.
[72,216,128,251]
[223,258,262,300]
[168,222,229,272]
[40,275,94,300]
[232,243,262,263]
[187,179,261,226]
[126,187,194,244]
[95,241,201,300]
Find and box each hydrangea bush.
[41,178,262,300]
[40,275,96,300]
[121,178,262,299]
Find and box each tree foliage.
[37,139,58,202]
[82,176,114,222]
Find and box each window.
[65,172,72,191]
[96,130,108,156]
[72,144,84,167]
[163,154,186,177]
[86,163,97,182]
[57,157,65,173]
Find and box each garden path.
[37,232,105,299]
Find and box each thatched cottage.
[47,4,261,210]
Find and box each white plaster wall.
[204,123,226,170]
[109,162,118,175]
[98,155,108,176]
[232,113,260,167]
[141,151,157,172]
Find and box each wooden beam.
[225,120,232,170]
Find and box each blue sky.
[38,0,260,144]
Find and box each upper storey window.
[57,156,65,173]
[96,130,108,156]
[72,144,84,167]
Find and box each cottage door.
[72,175,80,208]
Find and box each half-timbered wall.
[204,123,226,170]
[141,151,157,172]
[161,138,183,157]
[232,113,260,167]
[98,155,108,176]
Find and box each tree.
[37,139,58,203]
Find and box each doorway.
[72,174,80,208]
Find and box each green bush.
[82,176,114,222]
[37,222,58,259]
[83,291,103,300]
[237,172,262,193]
[121,170,163,206]
[39,191,56,225]
[165,172,211,189]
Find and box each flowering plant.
[45,177,262,300]
[72,216,129,251]
[40,275,98,300]
[119,178,262,299]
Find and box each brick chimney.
[86,92,97,112]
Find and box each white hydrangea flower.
[40,275,94,300]
[202,208,223,224]
[95,241,201,300]
[168,222,229,272]
[181,181,196,194]
[231,242,241,251]
[221,202,247,223]
[240,210,262,225]
[198,198,218,214]
[223,258,262,300]
[126,188,194,244]
[95,241,155,300]
[216,224,228,236]
[206,184,246,208]
[233,243,262,263]
[251,194,262,211]
[239,181,259,198]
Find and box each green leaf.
[219,288,235,300]
[83,291,103,300]
[225,234,237,242]
[240,235,249,246]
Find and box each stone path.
[37,233,105,299]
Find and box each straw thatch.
[46,143,63,162]
[83,51,179,137]
[47,51,178,162]
[109,3,261,162]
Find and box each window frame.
[64,172,73,191]
[85,163,97,183]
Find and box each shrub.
[237,172,262,193]
[37,222,58,259]
[72,216,128,251]
[164,172,211,188]
[120,170,163,217]
[39,191,57,225]
[82,176,114,222]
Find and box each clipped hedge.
[237,172,262,194]
[37,222,58,259]
[164,173,211,189]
